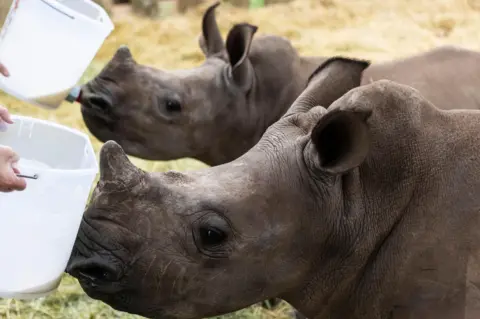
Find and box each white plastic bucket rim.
[8,114,99,176]
[0,0,115,108]
[2,0,115,32]
[41,0,115,31]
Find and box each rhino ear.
[225,23,258,92]
[308,106,371,175]
[199,1,224,56]
[285,57,370,117]
[99,141,144,189]
[198,33,208,56]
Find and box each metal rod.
[16,174,39,180]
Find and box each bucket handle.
[40,0,75,20]
[16,174,39,180]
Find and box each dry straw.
[0,0,479,317]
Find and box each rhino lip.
[81,98,116,124]
[67,220,128,292]
[80,82,116,121]
[68,258,118,281]
[81,102,117,138]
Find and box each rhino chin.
[81,288,171,319]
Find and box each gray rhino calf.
[79,3,480,167]
[80,1,324,166]
[67,56,480,319]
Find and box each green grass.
[0,275,294,319]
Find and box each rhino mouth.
[66,219,128,292]
[80,85,117,143]
[80,88,116,131]
[67,245,171,319]
[80,88,154,159]
[81,105,116,141]
[67,257,121,292]
[80,80,118,131]
[81,102,116,125]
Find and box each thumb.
[0,105,13,124]
[0,63,10,77]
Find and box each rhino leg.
[291,309,308,319]
[261,298,281,309]
[260,298,307,319]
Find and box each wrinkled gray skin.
[362,45,480,111]
[67,56,480,319]
[79,1,325,166]
[82,1,320,313]
[80,1,480,167]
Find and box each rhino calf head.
[66,57,371,319]
[79,2,325,166]
[68,56,479,319]
[68,59,368,318]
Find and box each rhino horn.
[99,140,145,189]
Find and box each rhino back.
[361,46,480,110]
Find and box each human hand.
[0,145,26,192]
[0,105,13,132]
[0,62,12,131]
[0,62,10,77]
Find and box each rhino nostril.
[80,266,113,281]
[69,260,119,282]
[81,92,112,112]
[88,96,112,111]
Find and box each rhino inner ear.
[225,23,258,92]
[198,33,208,56]
[285,57,370,117]
[200,1,224,56]
[310,110,371,174]
[99,140,143,189]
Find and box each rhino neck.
[194,55,328,166]
[249,55,328,150]
[286,109,480,319]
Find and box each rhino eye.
[165,99,182,113]
[193,213,232,258]
[199,226,226,246]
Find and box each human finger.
[0,63,10,77]
[0,105,13,124]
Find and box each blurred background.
[0,0,479,317]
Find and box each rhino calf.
[78,1,480,167]
[67,56,480,319]
[79,1,326,166]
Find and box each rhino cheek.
[136,125,200,161]
[113,257,204,318]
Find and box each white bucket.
[0,115,99,299]
[0,0,114,109]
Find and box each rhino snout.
[67,254,124,289]
[81,93,113,113]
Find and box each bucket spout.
[65,86,83,104]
